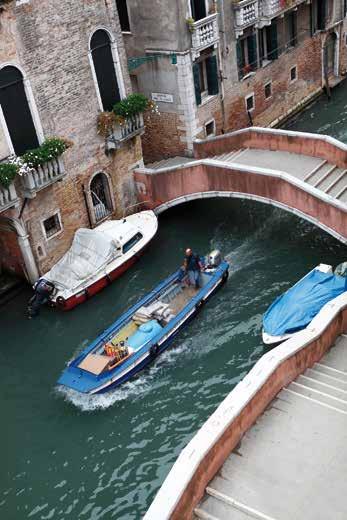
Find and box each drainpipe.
[218,0,227,133]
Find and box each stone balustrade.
[260,0,303,18]
[233,0,259,29]
[0,182,19,213]
[191,13,219,55]
[21,156,66,198]
[106,112,145,151]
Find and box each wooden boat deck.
[169,286,198,315]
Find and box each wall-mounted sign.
[152,93,174,103]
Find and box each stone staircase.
[303,160,347,203]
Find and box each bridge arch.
[154,191,345,243]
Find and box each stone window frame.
[0,62,44,156]
[88,27,126,113]
[187,0,210,19]
[116,0,132,34]
[87,171,115,227]
[290,64,298,83]
[41,210,63,241]
[264,81,272,100]
[245,92,255,112]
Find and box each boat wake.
[54,343,189,412]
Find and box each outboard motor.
[207,249,222,269]
[27,278,55,318]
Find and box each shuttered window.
[266,23,278,61]
[0,66,39,156]
[193,54,219,106]
[237,33,258,79]
[116,0,130,32]
[90,30,121,111]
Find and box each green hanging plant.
[113,93,150,119]
[0,163,18,189]
[21,137,72,168]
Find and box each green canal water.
[1,84,347,520]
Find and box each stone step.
[288,380,347,412]
[296,374,347,400]
[313,362,347,382]
[328,172,347,198]
[305,367,347,391]
[303,160,328,183]
[336,185,347,203]
[312,165,338,189]
[324,169,347,194]
[195,487,265,520]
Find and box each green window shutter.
[193,62,202,106]
[206,55,219,96]
[236,40,245,79]
[267,22,278,60]
[247,34,258,70]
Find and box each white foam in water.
[55,342,190,411]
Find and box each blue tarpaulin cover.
[263,269,347,336]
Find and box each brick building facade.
[120,0,347,162]
[0,0,145,281]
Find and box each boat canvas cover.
[46,228,119,290]
[263,270,347,336]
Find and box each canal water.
[1,83,347,520]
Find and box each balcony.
[106,113,145,152]
[233,0,259,36]
[190,13,219,58]
[21,157,66,198]
[0,182,19,214]
[259,0,303,19]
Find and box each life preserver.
[105,343,116,357]
[56,296,65,308]
[150,344,159,357]
[222,270,229,283]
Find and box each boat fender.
[150,344,159,357]
[56,296,65,308]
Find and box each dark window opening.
[190,0,207,21]
[116,0,131,32]
[290,66,297,81]
[123,232,143,254]
[246,95,254,111]
[43,214,61,239]
[0,66,39,156]
[264,82,272,99]
[286,11,298,48]
[237,32,258,80]
[90,30,121,111]
[205,120,215,136]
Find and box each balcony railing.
[260,0,302,18]
[0,182,19,213]
[190,13,219,57]
[21,156,66,198]
[106,113,145,151]
[233,0,259,32]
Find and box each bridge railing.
[144,292,347,519]
[194,127,347,170]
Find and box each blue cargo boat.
[57,250,229,394]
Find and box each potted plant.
[186,17,195,33]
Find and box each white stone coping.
[194,126,347,155]
[144,291,347,520]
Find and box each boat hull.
[91,270,227,394]
[58,264,229,394]
[55,247,145,311]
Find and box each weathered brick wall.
[141,111,187,163]
[0,0,144,276]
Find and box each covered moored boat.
[57,250,229,394]
[262,262,347,345]
[41,210,157,310]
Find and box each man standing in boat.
[182,248,202,289]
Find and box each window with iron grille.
[264,82,272,99]
[245,94,254,112]
[290,66,297,82]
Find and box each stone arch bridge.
[135,128,347,244]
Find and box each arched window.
[90,30,121,111]
[90,172,113,223]
[0,66,39,156]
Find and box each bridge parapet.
[194,128,347,170]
